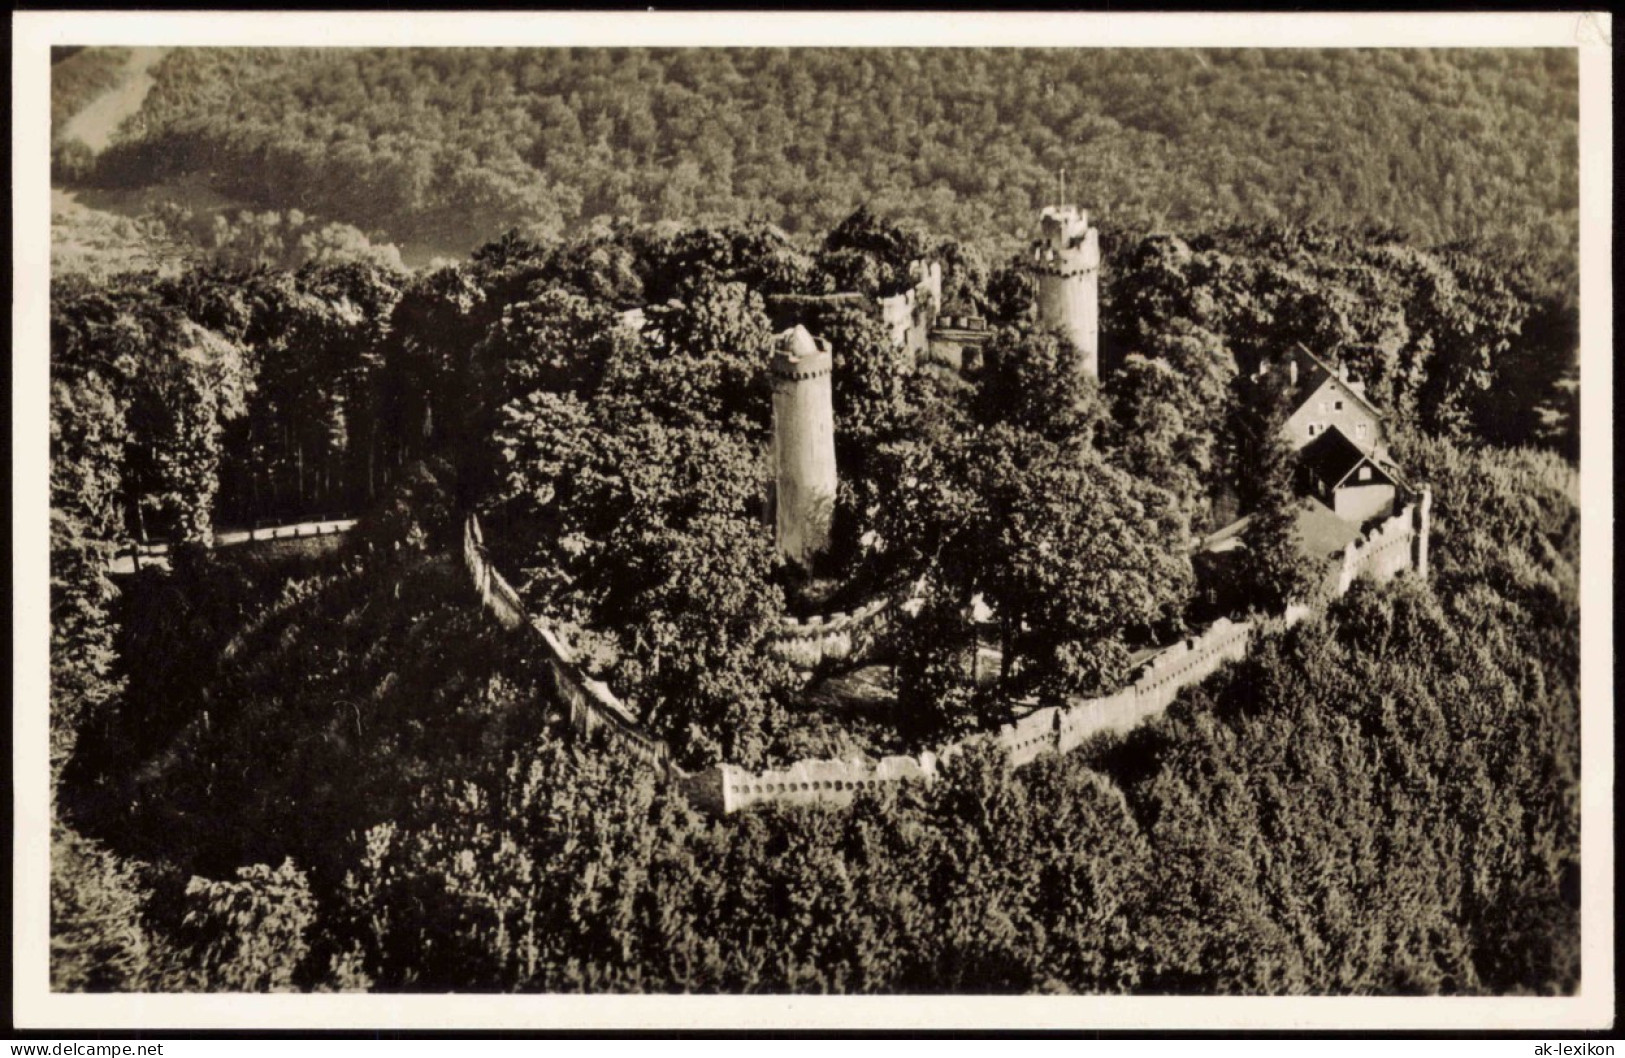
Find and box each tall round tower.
[770,325,838,569]
[1032,205,1101,380]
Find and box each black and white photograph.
[12,10,1614,1033]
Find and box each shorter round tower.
[1031,205,1101,380]
[770,325,838,569]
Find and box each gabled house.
[1193,341,1430,616]
[1296,425,1403,524]
[1263,344,1386,452]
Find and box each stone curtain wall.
[462,516,668,767]
[462,516,526,630]
[710,751,945,813]
[1334,486,1432,596]
[463,489,1431,815]
[715,614,1260,813]
[109,517,357,574]
[214,519,358,547]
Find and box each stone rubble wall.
[876,260,943,359]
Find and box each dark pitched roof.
[1297,424,1399,494]
[1298,424,1367,486]
[1272,344,1386,423]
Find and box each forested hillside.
[63,48,1578,289]
[50,207,1582,995]
[53,441,1579,995]
[52,46,133,132]
[47,46,1583,1000]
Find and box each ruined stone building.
[755,205,1423,597]
[761,205,1098,567]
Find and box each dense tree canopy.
[69,47,1577,299]
[48,141,1581,997]
[48,200,1578,766]
[493,390,796,769]
[60,432,1577,994]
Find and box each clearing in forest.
[59,45,168,152]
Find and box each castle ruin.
[458,205,1436,816]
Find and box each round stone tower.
[1031,204,1101,380]
[770,325,838,569]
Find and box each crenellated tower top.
[1032,205,1101,276]
[770,323,834,383]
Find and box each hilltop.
[64,535,555,883]
[44,46,1584,993]
[55,440,1579,995]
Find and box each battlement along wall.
[715,614,1261,813]
[764,592,902,671]
[1050,617,1254,753]
[992,703,1066,766]
[461,477,1433,816]
[704,749,948,813]
[1335,494,1422,595]
[1128,616,1254,716]
[1055,688,1142,755]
